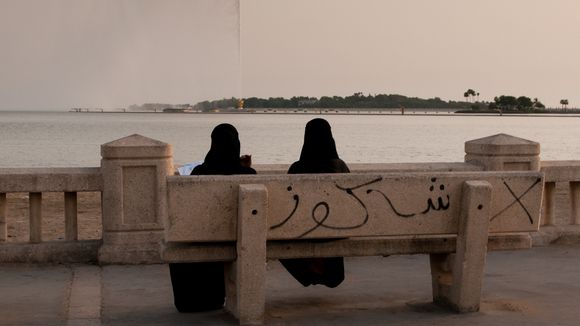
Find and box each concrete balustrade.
[1,133,580,265]
[0,168,102,263]
[540,161,580,226]
[0,168,102,245]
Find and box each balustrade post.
[65,192,78,241]
[29,192,42,243]
[0,193,6,242]
[99,134,173,264]
[570,182,580,225]
[465,134,543,226]
[465,133,540,172]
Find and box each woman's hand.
[240,154,252,168]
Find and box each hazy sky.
[1,0,580,110]
[0,0,240,110]
[241,0,580,108]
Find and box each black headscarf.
[288,118,348,174]
[191,123,255,175]
[299,118,339,162]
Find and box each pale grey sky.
[1,0,579,110]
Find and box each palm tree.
[464,89,477,103]
[560,99,569,110]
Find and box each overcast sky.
[0,0,240,110]
[1,0,579,110]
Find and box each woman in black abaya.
[169,123,256,312]
[280,118,349,288]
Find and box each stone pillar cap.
[101,134,172,159]
[465,133,539,156]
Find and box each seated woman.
[280,118,349,288]
[169,123,256,312]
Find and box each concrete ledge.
[0,240,100,263]
[532,225,580,246]
[349,162,483,173]
[162,233,532,263]
[0,168,102,192]
[541,161,580,182]
[162,241,236,263]
[99,231,164,264]
[99,242,163,265]
[253,162,482,175]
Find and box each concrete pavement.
[1,245,579,325]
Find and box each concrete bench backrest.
[165,171,543,242]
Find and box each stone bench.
[162,171,543,324]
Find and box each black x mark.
[490,178,542,224]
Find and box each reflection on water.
[0,111,579,167]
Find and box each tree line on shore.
[139,91,565,113]
[461,88,552,113]
[193,93,470,111]
[486,95,545,112]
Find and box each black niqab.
[191,123,254,175]
[289,118,349,174]
[299,118,339,161]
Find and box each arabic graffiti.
[270,176,454,238]
[270,178,382,238]
[269,175,541,238]
[490,177,542,224]
[366,188,416,218]
[421,178,450,214]
[270,185,299,230]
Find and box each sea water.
[1,111,579,168]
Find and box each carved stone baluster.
[542,182,556,226]
[29,192,42,243]
[570,182,580,225]
[65,192,78,241]
[0,193,6,242]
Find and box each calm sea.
[1,111,579,168]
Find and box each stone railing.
[0,167,102,262]
[534,161,580,245]
[0,132,579,264]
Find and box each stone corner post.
[99,134,173,264]
[465,133,552,226]
[464,133,540,172]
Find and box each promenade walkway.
[1,245,579,325]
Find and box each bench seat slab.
[161,233,531,263]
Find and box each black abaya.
[169,123,256,312]
[280,118,349,288]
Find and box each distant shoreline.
[68,108,580,117]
